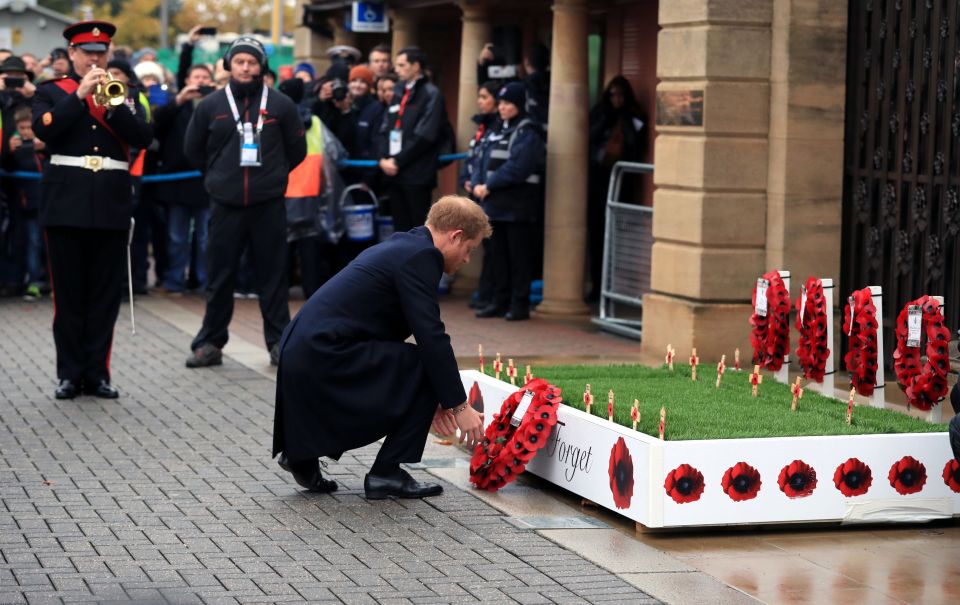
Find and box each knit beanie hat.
[225,36,267,70]
[278,77,305,104]
[497,81,526,109]
[293,61,315,80]
[349,65,374,86]
[107,59,138,85]
[133,60,164,84]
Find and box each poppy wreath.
[833,457,872,497]
[794,278,829,382]
[892,296,951,411]
[721,462,762,502]
[608,437,634,509]
[842,288,879,397]
[469,379,560,492]
[888,455,927,495]
[664,463,705,504]
[942,459,960,493]
[750,271,791,371]
[777,459,818,499]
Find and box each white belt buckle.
[83,155,104,172]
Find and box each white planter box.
[462,370,960,528]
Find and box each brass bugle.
[93,75,127,107]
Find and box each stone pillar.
[390,10,418,58]
[537,0,590,317]
[451,1,492,295]
[765,0,846,286]
[640,1,772,363]
[293,0,327,67]
[455,2,491,153]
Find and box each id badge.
[389,129,403,156]
[239,123,262,167]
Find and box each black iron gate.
[842,0,960,364]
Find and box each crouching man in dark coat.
[273,195,490,498]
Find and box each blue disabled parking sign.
[350,2,389,33]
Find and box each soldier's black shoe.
[54,379,79,400]
[364,468,443,500]
[186,344,223,368]
[277,454,337,493]
[475,304,507,319]
[83,380,119,399]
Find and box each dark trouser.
[476,238,495,306]
[950,414,960,462]
[297,236,336,300]
[45,227,126,385]
[131,193,167,291]
[490,220,533,312]
[374,382,436,466]
[191,201,290,352]
[388,183,433,233]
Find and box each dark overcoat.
[273,226,467,462]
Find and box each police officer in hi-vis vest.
[32,21,153,400]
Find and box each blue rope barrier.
[0,152,470,183]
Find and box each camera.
[331,78,348,102]
[198,26,217,36]
[197,85,216,96]
[3,77,25,89]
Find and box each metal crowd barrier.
[591,161,655,340]
[0,153,469,183]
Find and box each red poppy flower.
[833,458,873,496]
[777,460,818,498]
[888,456,927,495]
[721,462,762,501]
[663,464,705,504]
[468,381,484,412]
[607,437,634,509]
[943,460,960,493]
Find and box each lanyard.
[225,83,268,136]
[474,123,486,143]
[394,84,413,130]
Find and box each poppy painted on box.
[721,462,762,501]
[607,437,634,509]
[833,458,873,496]
[777,460,817,498]
[664,464,705,504]
[941,459,960,493]
[888,456,927,495]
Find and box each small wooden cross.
[583,384,594,415]
[631,399,640,431]
[715,354,726,388]
[749,365,763,397]
[847,387,856,425]
[690,348,699,382]
[734,348,741,372]
[665,344,675,371]
[658,407,666,440]
[791,376,804,412]
[607,389,615,422]
[524,365,532,384]
[494,353,502,381]
[507,358,517,386]
[478,344,484,374]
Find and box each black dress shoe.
[505,308,530,321]
[475,304,507,319]
[364,468,443,500]
[277,454,337,493]
[186,343,223,368]
[83,380,119,399]
[54,379,79,400]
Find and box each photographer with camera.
[152,64,216,295]
[311,63,356,154]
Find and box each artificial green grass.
[477,363,949,440]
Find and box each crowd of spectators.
[0,29,647,320]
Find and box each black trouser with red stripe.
[45,227,127,386]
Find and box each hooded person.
[182,35,307,369]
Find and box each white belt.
[50,154,129,172]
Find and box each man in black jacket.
[378,47,447,232]
[183,36,306,368]
[153,64,214,295]
[273,196,488,496]
[31,20,153,399]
